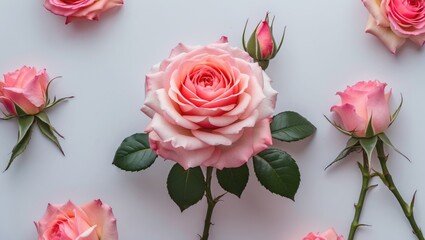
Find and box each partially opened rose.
[44,0,123,24]
[362,0,425,53]
[303,228,344,240]
[0,66,48,116]
[331,80,391,138]
[141,37,277,170]
[35,200,118,240]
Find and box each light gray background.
[0,0,424,239]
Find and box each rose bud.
[331,80,392,138]
[243,12,285,70]
[0,66,48,116]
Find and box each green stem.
[201,167,217,240]
[348,151,373,240]
[376,140,424,240]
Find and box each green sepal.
[246,21,260,59]
[35,112,64,155]
[271,26,285,59]
[389,94,403,127]
[216,163,249,198]
[410,191,417,215]
[325,137,359,170]
[271,111,316,142]
[242,19,249,51]
[359,136,378,169]
[253,148,300,200]
[365,117,375,138]
[113,133,157,172]
[324,115,354,136]
[4,116,35,171]
[45,96,74,110]
[167,164,205,212]
[377,133,409,161]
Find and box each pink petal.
[331,104,366,137]
[81,199,118,240]
[191,130,242,146]
[365,15,406,53]
[149,131,215,169]
[76,226,98,240]
[410,33,425,46]
[256,21,274,58]
[2,87,40,114]
[366,83,391,134]
[213,110,259,135]
[0,96,17,116]
[362,0,390,26]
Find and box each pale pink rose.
[256,19,274,58]
[0,66,48,116]
[303,228,345,240]
[35,199,118,240]
[331,80,391,138]
[142,37,278,170]
[362,0,425,53]
[44,0,123,24]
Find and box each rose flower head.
[243,12,285,70]
[0,66,48,116]
[35,199,118,240]
[362,0,425,53]
[141,37,278,170]
[44,0,124,24]
[331,80,392,138]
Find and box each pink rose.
[0,66,48,116]
[362,0,425,53]
[303,228,345,240]
[141,37,277,170]
[44,0,123,24]
[35,199,118,240]
[331,80,391,138]
[256,18,274,58]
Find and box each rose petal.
[366,82,391,134]
[76,225,98,240]
[191,130,242,146]
[214,110,259,135]
[81,199,118,240]
[2,87,40,114]
[410,33,425,46]
[365,15,406,53]
[362,0,390,26]
[331,103,366,136]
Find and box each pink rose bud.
[44,0,124,24]
[362,0,425,53]
[243,12,285,70]
[0,66,48,116]
[35,199,118,240]
[303,228,345,240]
[331,80,391,138]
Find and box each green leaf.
[325,137,359,170]
[35,113,64,155]
[359,136,378,167]
[253,148,300,200]
[113,133,157,172]
[271,111,316,142]
[5,117,35,171]
[216,163,249,198]
[378,133,409,161]
[167,164,205,212]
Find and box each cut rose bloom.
[331,80,391,138]
[44,0,123,24]
[141,37,278,170]
[35,199,118,240]
[303,228,345,240]
[0,66,48,116]
[362,0,425,53]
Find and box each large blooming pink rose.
[362,0,425,53]
[303,228,345,240]
[0,66,48,116]
[35,200,118,240]
[44,0,123,24]
[141,37,278,170]
[331,80,391,138]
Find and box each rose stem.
[201,167,218,240]
[348,151,374,240]
[376,140,424,240]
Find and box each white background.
[1,0,424,239]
